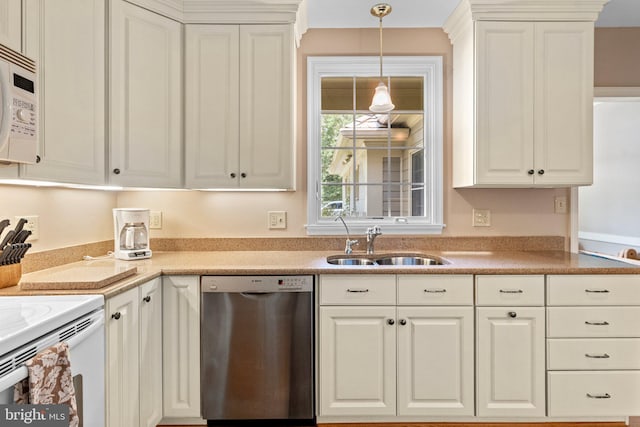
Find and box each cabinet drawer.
[547,307,640,338]
[547,275,640,306]
[397,275,473,306]
[548,371,640,416]
[320,275,396,305]
[548,338,640,370]
[476,275,544,306]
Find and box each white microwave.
[0,43,37,164]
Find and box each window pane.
[355,77,383,111]
[317,66,431,222]
[389,77,424,111]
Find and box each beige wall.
[0,184,116,252]
[12,25,640,250]
[595,28,640,87]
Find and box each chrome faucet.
[366,225,382,254]
[335,216,358,254]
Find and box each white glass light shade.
[369,81,395,113]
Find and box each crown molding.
[124,0,304,24]
[182,0,303,23]
[444,0,609,42]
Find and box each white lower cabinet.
[547,274,640,417]
[319,305,397,416]
[319,274,474,418]
[475,275,546,418]
[106,277,162,427]
[397,306,474,416]
[162,275,202,421]
[139,279,163,427]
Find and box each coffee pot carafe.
[113,208,152,260]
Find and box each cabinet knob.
[230,173,236,178]
[36,155,41,163]
[537,169,545,175]
[113,168,121,175]
[241,173,247,178]
[143,296,151,303]
[527,169,534,175]
[111,312,121,320]
[399,319,407,326]
[387,318,395,325]
[508,311,517,318]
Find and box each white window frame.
[306,56,444,235]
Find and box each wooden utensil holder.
[0,263,22,289]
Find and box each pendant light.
[369,3,395,114]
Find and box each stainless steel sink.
[326,255,377,266]
[326,253,446,266]
[375,255,444,266]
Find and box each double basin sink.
[326,253,446,266]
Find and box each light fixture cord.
[378,14,384,79]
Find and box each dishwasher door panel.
[201,291,313,420]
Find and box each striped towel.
[14,342,79,427]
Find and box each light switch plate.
[554,197,568,214]
[268,211,287,229]
[472,209,491,227]
[149,211,162,229]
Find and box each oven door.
[0,309,105,427]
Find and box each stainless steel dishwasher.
[200,275,314,425]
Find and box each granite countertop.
[1,249,639,299]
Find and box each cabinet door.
[475,21,534,186]
[139,278,163,427]
[162,276,201,418]
[22,0,106,184]
[106,287,140,427]
[476,307,545,417]
[110,0,182,187]
[238,24,293,189]
[533,22,593,186]
[0,0,21,51]
[397,307,474,416]
[319,306,396,416]
[184,25,240,188]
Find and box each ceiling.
[306,0,640,28]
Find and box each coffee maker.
[113,208,152,260]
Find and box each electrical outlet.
[268,211,287,229]
[149,211,163,229]
[15,215,39,240]
[554,196,568,214]
[472,209,491,227]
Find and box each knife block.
[0,263,21,289]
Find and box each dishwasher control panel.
[201,275,313,293]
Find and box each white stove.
[0,295,104,356]
[0,294,105,427]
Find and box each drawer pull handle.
[585,289,610,293]
[347,288,369,293]
[499,289,523,294]
[585,353,610,359]
[587,393,611,399]
[424,288,447,293]
[585,321,610,326]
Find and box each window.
[306,56,444,235]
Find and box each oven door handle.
[0,365,28,391]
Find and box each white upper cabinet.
[0,0,21,51]
[110,0,183,188]
[185,24,294,189]
[444,0,606,188]
[21,0,106,184]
